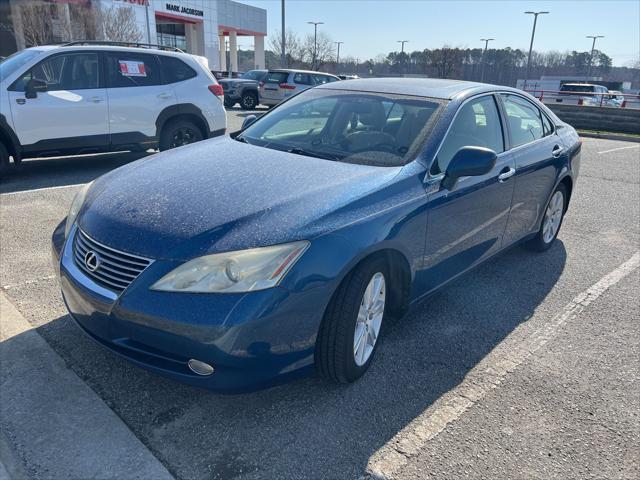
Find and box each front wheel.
[240,91,258,110]
[159,119,203,151]
[316,258,388,383]
[224,98,235,109]
[525,183,567,252]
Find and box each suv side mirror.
[441,146,497,190]
[241,114,258,130]
[25,78,47,99]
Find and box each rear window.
[265,71,288,84]
[560,84,595,94]
[160,56,197,83]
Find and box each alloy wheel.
[353,272,385,366]
[543,190,564,243]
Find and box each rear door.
[7,51,108,150]
[260,71,289,104]
[421,94,516,291]
[104,51,176,148]
[500,93,567,245]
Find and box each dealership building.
[1,0,267,72]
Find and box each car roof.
[314,77,513,100]
[562,83,600,87]
[269,69,338,77]
[27,44,193,59]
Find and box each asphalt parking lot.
[1,111,639,479]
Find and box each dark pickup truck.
[219,69,267,110]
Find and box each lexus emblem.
[84,251,100,272]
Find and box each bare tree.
[269,29,303,67]
[303,31,334,70]
[17,1,55,46]
[97,5,143,43]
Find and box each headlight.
[64,182,92,238]
[150,241,310,293]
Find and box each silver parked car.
[258,69,340,107]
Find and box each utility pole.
[397,40,409,75]
[281,0,286,67]
[335,41,343,74]
[480,38,494,82]
[524,11,549,90]
[307,21,324,70]
[586,35,604,79]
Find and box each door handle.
[498,166,516,182]
[87,96,103,103]
[157,92,172,99]
[15,98,26,105]
[552,145,565,158]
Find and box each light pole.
[586,35,604,79]
[307,21,324,70]
[524,10,549,90]
[480,38,494,82]
[335,41,343,74]
[397,40,409,74]
[281,0,286,67]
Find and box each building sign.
[165,3,204,17]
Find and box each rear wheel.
[240,91,258,110]
[525,183,567,252]
[0,142,10,178]
[316,257,388,383]
[159,119,203,151]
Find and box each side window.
[312,74,333,85]
[541,112,554,136]
[105,52,162,88]
[293,73,312,85]
[432,95,504,175]
[159,56,197,83]
[501,94,544,148]
[11,53,100,91]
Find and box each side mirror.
[25,78,47,99]
[441,146,497,190]
[241,114,258,130]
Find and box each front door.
[420,94,516,293]
[8,51,108,152]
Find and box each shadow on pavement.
[32,241,567,479]
[0,151,152,194]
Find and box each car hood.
[79,137,402,260]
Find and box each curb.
[578,131,640,143]
[0,292,175,480]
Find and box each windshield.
[0,49,44,82]
[242,70,266,81]
[239,89,442,167]
[560,84,595,94]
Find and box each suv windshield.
[241,70,266,81]
[0,49,44,81]
[239,89,442,167]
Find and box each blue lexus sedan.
[52,78,581,392]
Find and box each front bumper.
[52,222,323,392]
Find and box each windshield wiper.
[286,147,340,162]
[234,135,249,144]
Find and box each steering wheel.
[342,131,398,154]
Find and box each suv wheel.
[159,119,203,151]
[240,92,258,110]
[0,142,10,177]
[224,98,235,109]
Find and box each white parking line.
[0,183,85,196]
[364,251,640,480]
[598,145,640,154]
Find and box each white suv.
[0,42,226,173]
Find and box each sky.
[241,0,640,67]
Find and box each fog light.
[188,359,214,376]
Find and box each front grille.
[73,229,153,293]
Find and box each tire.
[525,183,567,252]
[159,119,203,152]
[240,91,258,110]
[0,142,9,178]
[224,98,235,109]
[316,257,389,383]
